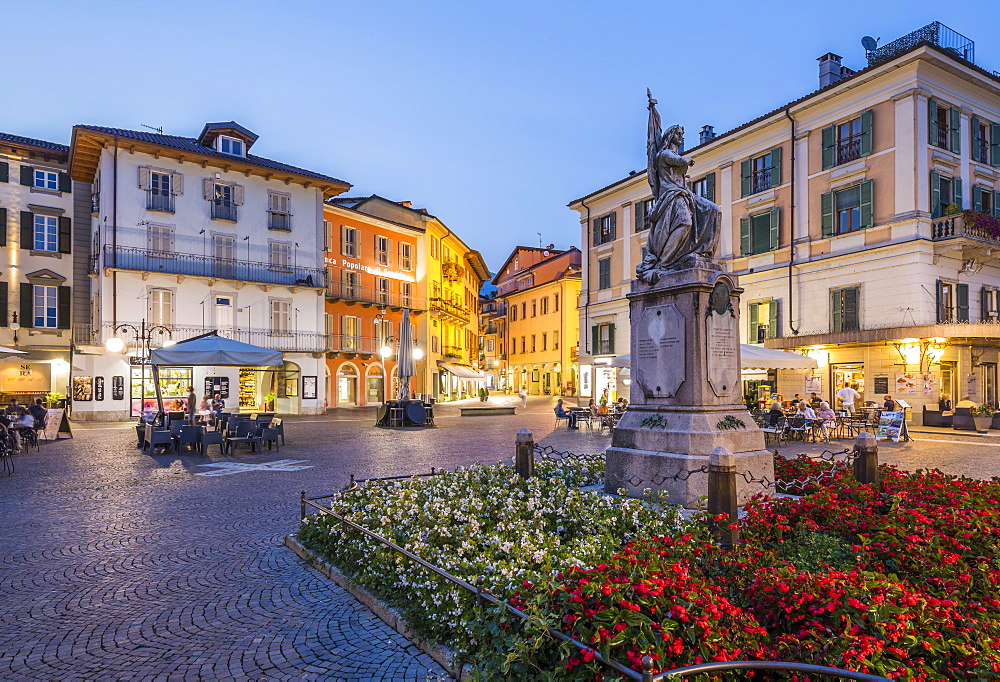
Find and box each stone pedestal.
[605,258,773,507]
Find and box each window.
[431,237,439,260]
[739,208,780,256]
[821,181,873,236]
[747,300,779,343]
[741,148,781,196]
[341,226,358,257]
[541,333,547,351]
[148,171,173,212]
[593,323,615,355]
[376,277,390,305]
[209,182,238,221]
[531,299,537,317]
[692,173,716,201]
[431,335,440,353]
[485,339,494,353]
[981,286,999,322]
[218,135,245,156]
[271,300,291,334]
[147,224,174,257]
[521,337,526,353]
[928,99,960,153]
[554,293,559,312]
[510,305,517,321]
[268,193,291,231]
[598,258,611,289]
[375,319,393,347]
[971,117,994,164]
[323,221,334,251]
[553,331,559,349]
[634,198,654,232]
[33,169,58,191]
[399,242,413,270]
[521,302,526,319]
[33,285,57,328]
[821,112,874,169]
[342,270,358,298]
[375,236,389,265]
[149,288,173,327]
[531,335,536,352]
[540,297,548,315]
[930,171,962,218]
[33,215,58,252]
[937,280,968,323]
[830,287,860,332]
[269,242,291,271]
[593,212,616,245]
[972,185,999,216]
[401,282,413,307]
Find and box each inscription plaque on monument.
[706,311,738,396]
[634,304,685,398]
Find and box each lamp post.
[375,311,423,403]
[10,312,20,347]
[105,320,174,421]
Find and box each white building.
[68,122,350,420]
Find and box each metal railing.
[326,279,425,310]
[268,212,291,231]
[102,244,326,288]
[867,21,974,67]
[211,200,238,221]
[837,135,862,164]
[430,297,470,322]
[147,192,174,213]
[328,334,379,355]
[934,120,950,149]
[750,168,771,194]
[74,322,330,353]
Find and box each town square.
[3,0,1000,678]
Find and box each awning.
[440,362,485,380]
[149,333,282,367]
[609,345,817,371]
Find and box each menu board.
[204,376,230,400]
[875,411,908,442]
[873,376,889,395]
[40,408,73,441]
[94,376,105,401]
[894,373,917,395]
[112,376,125,401]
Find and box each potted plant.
[478,387,489,402]
[264,392,277,412]
[972,403,995,433]
[45,392,63,407]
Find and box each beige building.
[570,23,1000,417]
[494,246,581,396]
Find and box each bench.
[460,406,517,417]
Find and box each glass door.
[981,363,997,407]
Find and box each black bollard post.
[515,428,534,479]
[853,431,879,487]
[707,446,739,548]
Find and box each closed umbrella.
[396,309,415,401]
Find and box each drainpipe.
[783,107,800,336]
[112,135,119,329]
[581,199,591,355]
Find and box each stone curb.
[284,534,469,680]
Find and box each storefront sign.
[129,356,151,366]
[579,364,592,398]
[966,374,979,398]
[0,363,50,392]
[112,376,125,401]
[73,376,93,401]
[204,376,230,399]
[94,376,105,401]
[302,376,317,399]
[324,256,415,283]
[805,375,822,395]
[876,411,909,442]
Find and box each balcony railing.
[74,323,329,353]
[212,200,238,221]
[326,279,425,310]
[430,297,470,322]
[268,212,291,231]
[975,139,991,164]
[751,168,771,194]
[932,211,1000,244]
[102,245,326,288]
[328,334,379,355]
[147,192,174,213]
[837,135,862,164]
[442,345,464,360]
[934,121,950,150]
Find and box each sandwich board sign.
[40,408,73,441]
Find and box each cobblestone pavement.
[2,395,997,680]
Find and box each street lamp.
[10,312,20,346]
[105,320,173,421]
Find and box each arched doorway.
[366,364,385,405]
[337,364,359,406]
[279,360,300,414]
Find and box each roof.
[491,245,569,285]
[0,132,69,155]
[70,124,350,189]
[197,121,259,147]
[568,40,1000,207]
[493,247,581,286]
[323,196,427,234]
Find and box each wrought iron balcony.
[73,323,329,353]
[211,200,238,221]
[442,345,464,360]
[102,245,326,288]
[430,297,470,323]
[326,279,425,310]
[328,334,379,355]
[750,168,772,194]
[836,135,862,164]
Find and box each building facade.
[69,122,350,420]
[571,23,1000,415]
[478,296,506,390]
[494,246,582,396]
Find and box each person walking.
[519,386,527,409]
[836,383,861,415]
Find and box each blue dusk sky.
[5,1,998,270]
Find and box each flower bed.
[298,458,1000,679]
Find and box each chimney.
[699,125,716,144]
[817,52,855,88]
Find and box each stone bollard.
[853,431,879,487]
[707,446,739,548]
[515,428,534,479]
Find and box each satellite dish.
[542,250,550,257]
[861,36,879,51]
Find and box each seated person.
[956,395,977,409]
[939,394,953,415]
[883,395,897,411]
[767,401,784,426]
[553,399,577,428]
[797,402,817,420]
[815,402,838,442]
[28,399,48,428]
[809,392,822,407]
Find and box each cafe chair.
[260,424,280,452]
[761,416,786,445]
[145,427,175,454]
[200,428,225,457]
[226,421,262,456]
[269,417,285,445]
[174,425,201,453]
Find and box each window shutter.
[950,108,961,154]
[608,323,615,354]
[768,207,780,251]
[609,211,616,240]
[634,200,644,232]
[58,217,72,254]
[20,283,33,328]
[973,186,984,213]
[821,125,836,169]
[592,217,600,245]
[58,172,71,194]
[20,211,33,250]
[203,178,214,200]
[843,287,859,329]
[930,170,941,218]
[769,147,782,186]
[57,286,71,329]
[953,177,963,210]
[936,280,946,323]
[138,167,151,190]
[995,191,1000,218]
[20,165,33,186]
[859,180,874,229]
[927,98,938,145]
[747,303,759,342]
[0,161,8,183]
[739,217,750,256]
[981,286,991,322]
[768,300,779,339]
[860,110,874,157]
[740,159,751,197]
[831,290,842,332]
[0,208,6,247]
[592,326,598,354]
[171,173,184,195]
[991,124,1000,167]
[705,172,716,202]
[971,116,981,161]
[233,184,244,206]
[0,281,6,327]
[957,283,970,322]
[821,191,834,237]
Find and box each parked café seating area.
[140,412,284,456]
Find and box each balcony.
[100,245,326,289]
[836,135,862,165]
[74,323,329,353]
[750,168,772,194]
[268,211,291,231]
[328,334,379,356]
[211,200,238,222]
[147,192,174,213]
[932,211,1000,245]
[442,345,464,360]
[430,297,470,324]
[326,279,425,310]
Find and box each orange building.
[323,198,425,407]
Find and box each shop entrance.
[367,365,384,404]
[940,361,958,403]
[131,366,193,418]
[832,363,865,407]
[742,371,777,410]
[337,365,358,405]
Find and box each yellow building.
[495,246,581,396]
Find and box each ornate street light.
[105,320,173,421]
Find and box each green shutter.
[58,217,72,254]
[57,286,71,329]
[19,283,33,329]
[607,323,615,354]
[831,290,842,332]
[821,125,836,169]
[995,191,1000,218]
[608,211,616,240]
[592,326,598,354]
[768,207,780,251]
[971,116,981,161]
[991,124,1000,167]
[739,217,750,256]
[957,283,970,322]
[740,159,751,197]
[705,172,716,202]
[953,177,963,210]
[930,170,941,218]
[859,180,874,229]
[20,165,34,186]
[769,147,782,186]
[748,303,759,343]
[936,280,946,322]
[928,98,938,145]
[592,217,600,245]
[821,191,835,237]
[973,186,985,213]
[950,107,961,154]
[20,211,33,250]
[768,300,778,339]
[634,200,644,232]
[0,161,8,183]
[0,281,7,327]
[860,110,873,157]
[0,208,6,247]
[843,288,859,330]
[982,286,991,322]
[58,172,71,194]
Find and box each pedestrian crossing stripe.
[196,459,313,476]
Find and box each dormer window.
[218,135,245,157]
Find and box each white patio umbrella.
[396,309,415,401]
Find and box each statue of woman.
[636,92,721,283]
